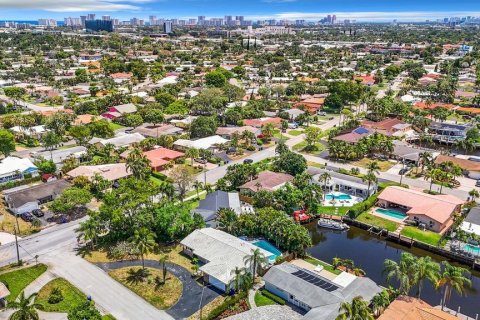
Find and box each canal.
[305,223,480,318]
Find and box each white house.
[0,157,38,184]
[173,135,229,151]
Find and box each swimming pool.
[375,208,408,220]
[325,193,352,201]
[464,244,480,256]
[252,240,282,263]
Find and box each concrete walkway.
[23,270,57,297]
[0,310,67,320]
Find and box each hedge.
[0,176,42,191]
[259,290,286,305]
[347,192,380,218]
[206,292,248,320]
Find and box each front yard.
[0,264,47,303]
[401,226,442,246]
[35,278,86,312]
[350,158,395,172]
[293,141,325,156]
[254,291,277,307]
[356,212,399,232]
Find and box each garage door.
[208,275,226,292]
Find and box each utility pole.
[13,217,20,265]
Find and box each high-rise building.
[163,21,173,33]
[235,16,244,25]
[130,17,140,26]
[332,15,337,24]
[64,17,82,27]
[188,18,197,25]
[38,19,57,27]
[198,16,206,25]
[87,14,96,21]
[225,16,233,26]
[80,16,87,27]
[85,19,113,32]
[171,19,179,25]
[149,15,157,26]
[102,16,111,21]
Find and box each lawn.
[0,264,48,303]
[35,278,86,312]
[292,141,325,156]
[350,158,395,172]
[356,212,399,232]
[0,209,40,236]
[401,226,442,246]
[317,206,350,216]
[254,291,277,307]
[287,129,303,136]
[108,122,125,131]
[108,267,182,310]
[304,256,342,275]
[273,130,290,140]
[307,161,326,169]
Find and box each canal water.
[306,223,480,318]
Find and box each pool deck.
[322,192,364,207]
[370,207,407,223]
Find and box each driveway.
[96,260,221,319]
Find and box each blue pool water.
[376,208,407,220]
[464,244,480,256]
[325,193,352,201]
[252,240,282,263]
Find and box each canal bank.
[306,223,480,318]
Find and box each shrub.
[348,192,380,219]
[206,292,247,320]
[245,145,256,151]
[48,287,64,304]
[108,241,140,260]
[260,290,286,305]
[151,171,167,181]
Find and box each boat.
[317,218,349,231]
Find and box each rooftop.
[4,179,71,208]
[239,170,294,192]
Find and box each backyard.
[254,291,278,307]
[401,226,442,246]
[304,256,342,275]
[356,212,399,232]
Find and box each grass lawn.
[304,256,342,275]
[109,122,125,131]
[401,226,442,246]
[287,129,303,136]
[356,212,399,232]
[36,278,86,312]
[273,130,290,140]
[0,209,40,236]
[307,161,326,169]
[254,291,277,307]
[109,267,182,310]
[0,264,48,303]
[317,206,350,216]
[350,158,395,172]
[292,141,325,156]
[102,315,117,320]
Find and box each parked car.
[32,209,44,217]
[288,122,298,129]
[476,180,480,187]
[195,158,207,164]
[243,159,254,164]
[317,111,326,116]
[399,168,409,175]
[21,212,34,222]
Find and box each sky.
[1,0,480,22]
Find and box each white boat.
[317,218,349,231]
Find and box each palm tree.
[418,152,433,174]
[192,180,203,198]
[424,166,438,192]
[158,254,169,284]
[261,123,275,139]
[243,248,268,282]
[239,270,253,292]
[336,296,374,320]
[469,189,479,202]
[217,208,238,234]
[319,172,331,200]
[371,290,391,316]
[126,148,150,180]
[129,227,156,269]
[231,267,244,293]
[185,148,199,166]
[362,172,377,197]
[383,252,416,295]
[414,256,440,298]
[8,291,42,320]
[366,160,381,175]
[76,213,102,249]
[437,262,472,310]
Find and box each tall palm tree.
[261,123,275,139]
[371,290,391,316]
[158,254,169,284]
[414,256,440,298]
[366,160,381,175]
[424,166,438,192]
[418,152,433,174]
[243,248,268,282]
[126,148,150,180]
[319,172,331,200]
[231,267,244,293]
[437,262,472,310]
[217,208,238,234]
[362,172,377,197]
[336,296,374,320]
[185,148,199,166]
[192,180,203,198]
[129,227,156,269]
[8,291,42,320]
[469,189,479,202]
[383,252,416,295]
[76,213,102,249]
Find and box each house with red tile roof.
[110,72,133,83]
[239,170,294,193]
[143,148,185,172]
[354,75,375,86]
[414,102,458,111]
[243,117,282,128]
[379,296,459,320]
[332,127,374,144]
[377,186,464,233]
[361,118,411,136]
[293,97,325,114]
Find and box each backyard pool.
[464,244,480,256]
[252,240,282,263]
[325,192,353,201]
[375,208,408,221]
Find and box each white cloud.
[248,11,480,22]
[0,0,152,12]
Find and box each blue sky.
[1,0,480,21]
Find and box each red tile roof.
[143,147,184,168]
[239,170,294,192]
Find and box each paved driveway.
[97,260,221,319]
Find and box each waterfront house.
[192,191,241,228]
[378,296,459,320]
[263,262,382,319]
[180,228,272,292]
[239,170,294,193]
[377,186,464,233]
[311,169,377,198]
[428,122,473,143]
[459,206,480,237]
[0,157,38,185]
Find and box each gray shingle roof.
[465,206,480,225]
[192,191,241,222]
[5,180,71,208]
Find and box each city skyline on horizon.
[0,0,480,22]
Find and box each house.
[354,75,376,86]
[142,147,184,172]
[0,282,10,309]
[263,262,381,319]
[459,206,480,237]
[377,186,464,233]
[283,108,305,120]
[73,114,97,125]
[333,127,373,144]
[110,72,133,83]
[0,157,38,184]
[239,170,294,193]
[192,191,241,227]
[428,122,473,143]
[132,124,183,138]
[243,117,282,128]
[180,228,273,292]
[66,163,131,182]
[32,146,87,167]
[215,126,259,139]
[90,133,145,149]
[391,140,426,163]
[311,169,377,198]
[102,103,137,120]
[10,125,48,139]
[378,296,459,320]
[173,135,229,151]
[4,180,71,215]
[361,118,411,136]
[434,155,480,180]
[293,98,325,114]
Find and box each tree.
[261,123,275,139]
[125,114,143,128]
[336,296,374,320]
[185,148,199,166]
[319,172,331,200]
[324,93,343,110]
[158,254,169,284]
[192,88,227,115]
[0,129,15,157]
[4,87,26,106]
[190,116,217,138]
[126,148,151,180]
[69,125,91,146]
[272,151,307,176]
[129,60,148,81]
[362,172,377,197]
[469,189,479,202]
[154,92,176,107]
[7,291,41,320]
[89,120,114,138]
[76,211,102,249]
[414,256,440,298]
[437,262,471,310]
[371,290,391,316]
[192,180,203,198]
[205,70,227,87]
[243,248,268,282]
[383,252,417,295]
[304,127,322,150]
[144,109,165,135]
[41,131,62,156]
[419,152,433,174]
[34,157,56,174]
[49,187,93,214]
[45,112,74,136]
[217,208,238,234]
[169,165,196,200]
[67,301,102,320]
[129,227,156,269]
